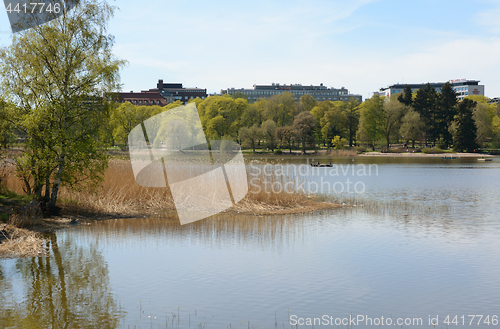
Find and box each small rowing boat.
[310,163,333,167]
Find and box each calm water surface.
[1,157,500,328]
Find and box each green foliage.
[473,102,498,146]
[400,109,424,147]
[320,106,347,147]
[421,147,443,154]
[292,111,316,152]
[240,100,264,128]
[299,94,317,112]
[231,91,248,101]
[453,99,479,152]
[331,136,347,150]
[0,0,125,207]
[397,84,413,107]
[356,95,385,149]
[413,83,439,142]
[343,99,360,147]
[198,95,247,138]
[382,96,407,147]
[276,126,295,153]
[110,102,167,144]
[356,146,367,153]
[264,92,296,127]
[238,124,262,153]
[261,119,277,151]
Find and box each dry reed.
[4,158,337,218]
[0,223,46,258]
[327,149,357,156]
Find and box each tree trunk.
[44,167,51,202]
[49,149,65,210]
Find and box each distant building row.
[221,83,363,103]
[117,80,363,106]
[116,79,493,107]
[378,79,485,101]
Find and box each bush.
[356,146,367,153]
[421,147,443,154]
[273,149,283,155]
[332,136,347,150]
[437,142,448,150]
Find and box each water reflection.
[0,234,122,329]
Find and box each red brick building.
[116,80,208,106]
[117,91,169,106]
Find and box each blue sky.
[1,0,500,100]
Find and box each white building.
[378,79,484,101]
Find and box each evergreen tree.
[412,83,438,144]
[437,82,457,147]
[397,85,413,107]
[453,99,478,152]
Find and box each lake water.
[1,157,500,328]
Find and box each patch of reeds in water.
[328,149,357,156]
[0,223,46,258]
[4,159,333,218]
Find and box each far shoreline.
[358,152,496,158]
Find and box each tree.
[400,109,424,147]
[231,91,248,101]
[276,126,295,153]
[264,92,296,126]
[299,94,317,112]
[110,102,169,144]
[356,95,385,150]
[397,84,413,107]
[292,112,316,153]
[0,0,125,209]
[437,82,457,147]
[320,107,347,147]
[332,135,347,150]
[472,101,497,146]
[382,97,406,148]
[413,83,438,144]
[261,119,277,151]
[197,95,247,138]
[0,100,16,148]
[238,124,262,153]
[342,99,360,147]
[453,99,478,152]
[240,100,264,127]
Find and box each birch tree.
[0,0,125,210]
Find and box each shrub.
[356,146,367,153]
[421,147,443,154]
[273,149,283,155]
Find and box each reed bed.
[0,223,46,258]
[327,149,357,156]
[4,159,335,218]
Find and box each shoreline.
[0,199,342,258]
[358,152,496,157]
